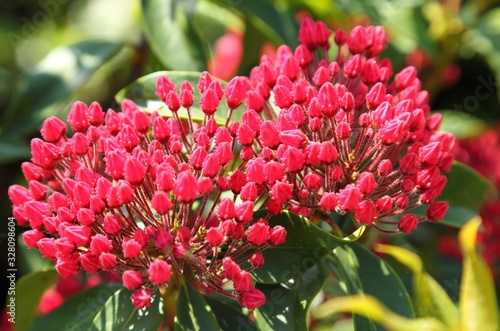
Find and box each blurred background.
[1,0,499,329]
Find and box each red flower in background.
[208,30,243,81]
[454,127,500,274]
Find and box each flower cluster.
[8,17,455,311]
[8,78,286,309]
[225,17,454,233]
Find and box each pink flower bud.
[99,252,116,270]
[319,192,338,212]
[337,185,361,211]
[206,227,224,247]
[239,288,266,310]
[131,289,152,309]
[174,171,199,203]
[123,270,143,290]
[56,257,79,277]
[426,201,448,221]
[234,270,252,291]
[148,259,172,285]
[399,214,419,233]
[67,101,89,132]
[90,234,112,256]
[354,200,377,225]
[247,221,269,245]
[41,116,66,142]
[269,226,286,245]
[357,172,377,195]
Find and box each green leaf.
[436,161,491,227]
[313,295,447,331]
[2,40,123,136]
[141,0,207,71]
[458,217,499,331]
[252,211,349,284]
[332,243,414,331]
[11,269,58,331]
[438,110,488,139]
[205,295,256,331]
[374,244,458,328]
[254,261,329,331]
[91,288,163,331]
[28,283,122,331]
[212,0,299,47]
[175,281,220,331]
[0,139,30,164]
[115,70,244,124]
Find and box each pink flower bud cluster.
[237,17,455,233]
[8,77,288,310]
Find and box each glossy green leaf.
[205,295,256,331]
[374,244,458,328]
[252,211,349,284]
[332,243,414,331]
[212,0,299,47]
[175,281,220,331]
[2,40,123,136]
[255,261,329,331]
[141,0,207,71]
[91,288,163,331]
[28,283,122,331]
[313,295,447,331]
[115,71,244,124]
[12,269,58,331]
[438,110,488,139]
[458,217,499,331]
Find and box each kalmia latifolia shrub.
[8,18,454,310]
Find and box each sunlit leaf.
[115,71,244,124]
[374,244,458,328]
[12,269,58,331]
[313,295,447,331]
[141,0,207,71]
[2,40,123,136]
[458,217,499,331]
[175,281,220,331]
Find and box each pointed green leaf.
[252,211,350,284]
[441,162,490,211]
[28,283,122,331]
[205,295,256,331]
[175,281,220,331]
[3,40,123,136]
[115,71,244,124]
[254,261,329,331]
[374,244,458,328]
[141,0,207,71]
[91,288,163,331]
[458,217,499,331]
[11,269,58,331]
[313,295,447,331]
[332,243,414,331]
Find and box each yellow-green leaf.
[313,295,447,331]
[458,217,499,331]
[374,244,458,328]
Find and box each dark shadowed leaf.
[251,211,348,284]
[205,294,256,331]
[254,261,329,331]
[332,243,414,331]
